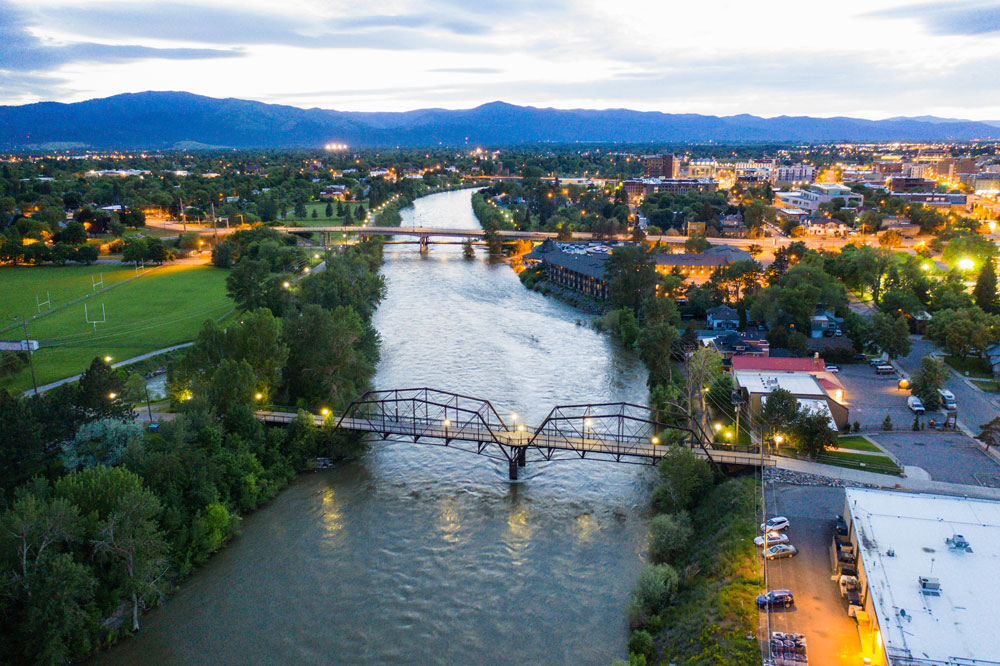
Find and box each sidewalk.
[771,455,1000,501]
[24,342,194,396]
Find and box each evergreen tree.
[324,202,333,218]
[973,260,999,314]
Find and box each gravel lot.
[759,484,861,666]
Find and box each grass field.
[0,264,137,325]
[1,263,232,393]
[943,355,993,378]
[834,435,882,452]
[284,201,368,225]
[971,378,1000,393]
[817,449,902,476]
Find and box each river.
[100,189,653,666]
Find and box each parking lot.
[866,431,1000,486]
[758,484,861,666]
[834,362,918,430]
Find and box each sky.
[2,0,1000,119]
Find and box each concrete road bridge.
[257,387,770,479]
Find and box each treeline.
[471,191,515,254]
[0,231,387,664]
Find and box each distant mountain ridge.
[1,91,997,149]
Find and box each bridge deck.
[256,411,771,467]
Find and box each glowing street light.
[104,355,112,363]
[321,407,330,416]
[651,436,660,445]
[255,393,263,401]
[921,263,931,271]
[713,423,722,431]
[108,392,117,400]
[282,281,291,288]
[774,434,784,445]
[958,258,975,271]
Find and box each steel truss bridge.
[257,387,771,479]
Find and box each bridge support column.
[419,236,429,252]
[508,459,519,480]
[516,447,526,467]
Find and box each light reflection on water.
[97,189,653,666]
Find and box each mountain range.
[2,91,998,149]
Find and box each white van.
[938,389,957,411]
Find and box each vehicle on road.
[763,544,798,560]
[826,364,840,373]
[907,395,925,414]
[756,590,795,609]
[760,516,790,532]
[938,388,957,411]
[754,531,790,547]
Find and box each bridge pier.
[419,236,429,252]
[508,459,519,480]
[516,447,526,467]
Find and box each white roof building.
[845,488,1000,665]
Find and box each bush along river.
[99,188,653,666]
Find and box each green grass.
[284,201,368,225]
[943,355,993,379]
[1,264,232,392]
[971,378,1000,393]
[834,435,882,452]
[816,450,902,476]
[0,264,136,324]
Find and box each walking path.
[24,342,194,396]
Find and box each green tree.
[647,511,693,564]
[606,245,658,314]
[77,357,131,421]
[637,322,678,389]
[871,312,912,359]
[294,201,307,218]
[324,202,333,218]
[212,239,237,268]
[651,447,713,513]
[790,410,838,457]
[757,387,800,436]
[683,234,710,253]
[910,357,949,411]
[974,260,1000,315]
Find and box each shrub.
[648,511,693,564]
[628,631,655,662]
[882,414,893,431]
[852,420,861,433]
[652,447,713,513]
[628,563,679,628]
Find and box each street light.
[104,355,112,363]
[255,392,263,401]
[282,281,291,289]
[958,258,975,271]
[651,436,660,445]
[108,392,117,400]
[321,407,330,417]
[774,434,784,445]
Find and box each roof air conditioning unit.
[918,576,941,595]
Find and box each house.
[987,343,1000,376]
[803,218,850,236]
[706,305,739,330]
[699,331,770,360]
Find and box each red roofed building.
[731,353,844,393]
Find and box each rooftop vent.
[919,576,941,595]
[946,534,971,552]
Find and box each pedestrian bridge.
[257,387,771,479]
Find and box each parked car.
[760,516,790,532]
[938,388,957,411]
[754,531,790,547]
[826,364,840,373]
[907,395,925,414]
[756,589,795,609]
[868,358,884,367]
[763,544,799,560]
[875,364,895,375]
[834,329,843,337]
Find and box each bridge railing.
[336,387,510,444]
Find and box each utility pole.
[180,197,186,232]
[19,318,38,395]
[211,202,218,243]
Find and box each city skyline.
[2,0,1000,119]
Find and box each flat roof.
[846,488,1000,664]
[733,370,826,397]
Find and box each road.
[896,337,1000,436]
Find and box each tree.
[324,202,333,218]
[636,322,678,389]
[355,206,366,223]
[871,312,912,359]
[974,260,999,315]
[683,234,710,253]
[647,511,693,564]
[757,388,800,436]
[878,229,902,249]
[294,201,307,219]
[790,410,838,458]
[651,447,712,514]
[606,245,657,314]
[144,237,169,264]
[77,357,131,421]
[74,245,98,265]
[212,239,237,268]
[53,221,88,245]
[926,307,1000,361]
[980,415,1000,450]
[910,357,949,411]
[120,209,146,228]
[747,243,763,258]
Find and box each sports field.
[1,263,232,392]
[0,264,136,324]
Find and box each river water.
[100,189,652,666]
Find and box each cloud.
[868,1,1000,35]
[0,0,239,72]
[428,67,503,74]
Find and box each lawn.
[971,378,1000,393]
[0,264,137,325]
[284,201,368,226]
[833,435,882,452]
[943,355,993,379]
[816,450,902,476]
[1,263,232,393]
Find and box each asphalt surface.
[866,431,1000,487]
[759,484,861,666]
[834,362,915,430]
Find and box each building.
[734,368,848,429]
[706,305,739,330]
[974,172,1000,196]
[622,178,717,203]
[802,218,850,236]
[774,183,863,214]
[731,354,843,391]
[887,176,936,193]
[524,239,609,299]
[699,331,769,360]
[687,158,717,179]
[643,154,676,178]
[890,192,968,211]
[773,164,818,184]
[843,488,1000,665]
[987,343,1000,376]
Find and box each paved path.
[24,342,194,396]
